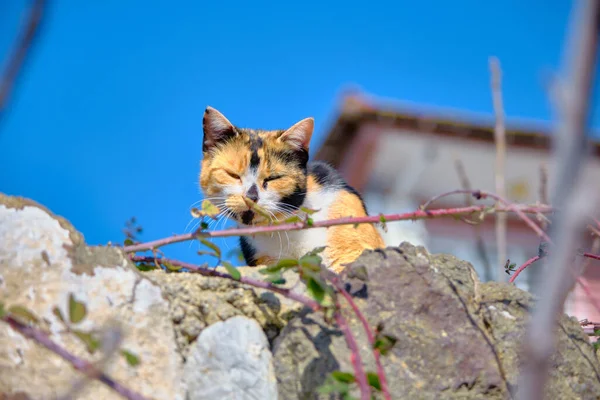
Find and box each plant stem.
[131,256,320,311]
[123,204,552,253]
[2,316,149,400]
[329,275,391,400]
[334,307,371,400]
[509,256,541,284]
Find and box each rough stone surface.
[0,194,183,400]
[272,243,600,400]
[183,316,277,399]
[145,267,306,358]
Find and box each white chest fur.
[245,188,339,266]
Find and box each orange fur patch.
[325,191,385,273]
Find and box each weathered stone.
[0,194,183,400]
[183,316,277,399]
[145,266,306,357]
[272,243,600,400]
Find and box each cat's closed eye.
[263,175,283,188]
[225,170,241,180]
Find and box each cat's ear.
[202,106,237,152]
[278,117,314,151]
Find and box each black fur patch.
[239,236,257,266]
[249,134,262,168]
[280,185,306,210]
[308,161,369,213]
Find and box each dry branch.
[0,0,47,117]
[489,56,508,282]
[1,315,149,400]
[517,1,600,399]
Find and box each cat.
[199,106,385,273]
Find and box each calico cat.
[199,106,385,273]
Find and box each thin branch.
[334,307,371,400]
[517,0,600,399]
[123,204,553,253]
[1,316,149,400]
[583,252,600,261]
[490,56,508,282]
[327,275,391,400]
[454,158,492,280]
[509,256,541,284]
[130,255,321,310]
[422,189,552,242]
[0,0,47,116]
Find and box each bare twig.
[327,274,391,400]
[334,307,371,400]
[509,256,541,284]
[123,204,553,253]
[454,158,492,280]
[422,189,552,242]
[489,57,508,282]
[130,255,321,310]
[583,252,600,261]
[0,0,47,117]
[1,316,149,400]
[517,1,600,399]
[538,164,550,231]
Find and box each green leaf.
[0,302,5,318]
[222,261,241,280]
[264,274,286,285]
[261,258,298,274]
[317,381,352,396]
[68,293,87,324]
[317,380,351,395]
[306,217,314,226]
[373,334,398,356]
[300,206,320,215]
[379,214,388,232]
[366,372,382,391]
[306,277,326,304]
[124,238,134,246]
[72,330,100,353]
[299,255,322,271]
[136,262,158,272]
[201,199,220,218]
[121,349,141,367]
[197,250,219,258]
[331,371,356,383]
[8,305,39,324]
[305,246,326,256]
[164,262,182,272]
[282,215,301,224]
[200,239,221,259]
[52,306,66,324]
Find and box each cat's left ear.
[203,106,237,152]
[278,117,314,151]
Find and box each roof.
[315,92,600,168]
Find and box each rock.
[272,243,600,400]
[145,266,306,357]
[0,194,184,400]
[182,316,277,399]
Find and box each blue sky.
[1,1,597,265]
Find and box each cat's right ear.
[202,106,237,152]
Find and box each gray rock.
[183,316,277,400]
[145,266,306,357]
[0,194,184,400]
[272,243,600,400]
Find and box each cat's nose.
[246,184,259,203]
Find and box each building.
[314,91,600,319]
